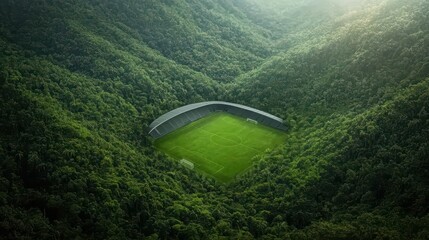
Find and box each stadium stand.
[148,101,287,139]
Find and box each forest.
[0,0,428,239]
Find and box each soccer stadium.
[149,101,287,182]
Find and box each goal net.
[180,159,194,169]
[246,118,258,124]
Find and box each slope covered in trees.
[231,0,429,116]
[0,0,428,239]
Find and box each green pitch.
[155,113,286,183]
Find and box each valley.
[0,0,428,239]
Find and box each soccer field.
[155,112,286,183]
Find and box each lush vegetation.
[0,0,428,239]
[155,113,286,183]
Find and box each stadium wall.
[148,101,287,139]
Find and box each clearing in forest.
[155,113,286,183]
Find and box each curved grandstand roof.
[148,101,285,137]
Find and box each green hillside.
[0,0,428,239]
[231,0,429,116]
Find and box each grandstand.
[148,101,287,139]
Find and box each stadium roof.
[148,101,283,134]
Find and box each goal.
[246,118,258,124]
[180,159,194,169]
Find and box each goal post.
[246,118,258,124]
[179,159,194,169]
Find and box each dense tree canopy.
[0,0,428,239]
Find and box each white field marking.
[165,128,263,180]
[168,145,179,152]
[163,146,202,168]
[174,146,225,172]
[201,168,224,180]
[199,128,261,153]
[174,153,222,175]
[209,135,241,147]
[165,116,268,176]
[200,128,242,145]
[236,127,268,152]
[213,166,225,174]
[167,147,199,165]
[162,126,225,173]
[189,126,252,158]
[222,126,262,152]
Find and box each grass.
[155,112,287,183]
